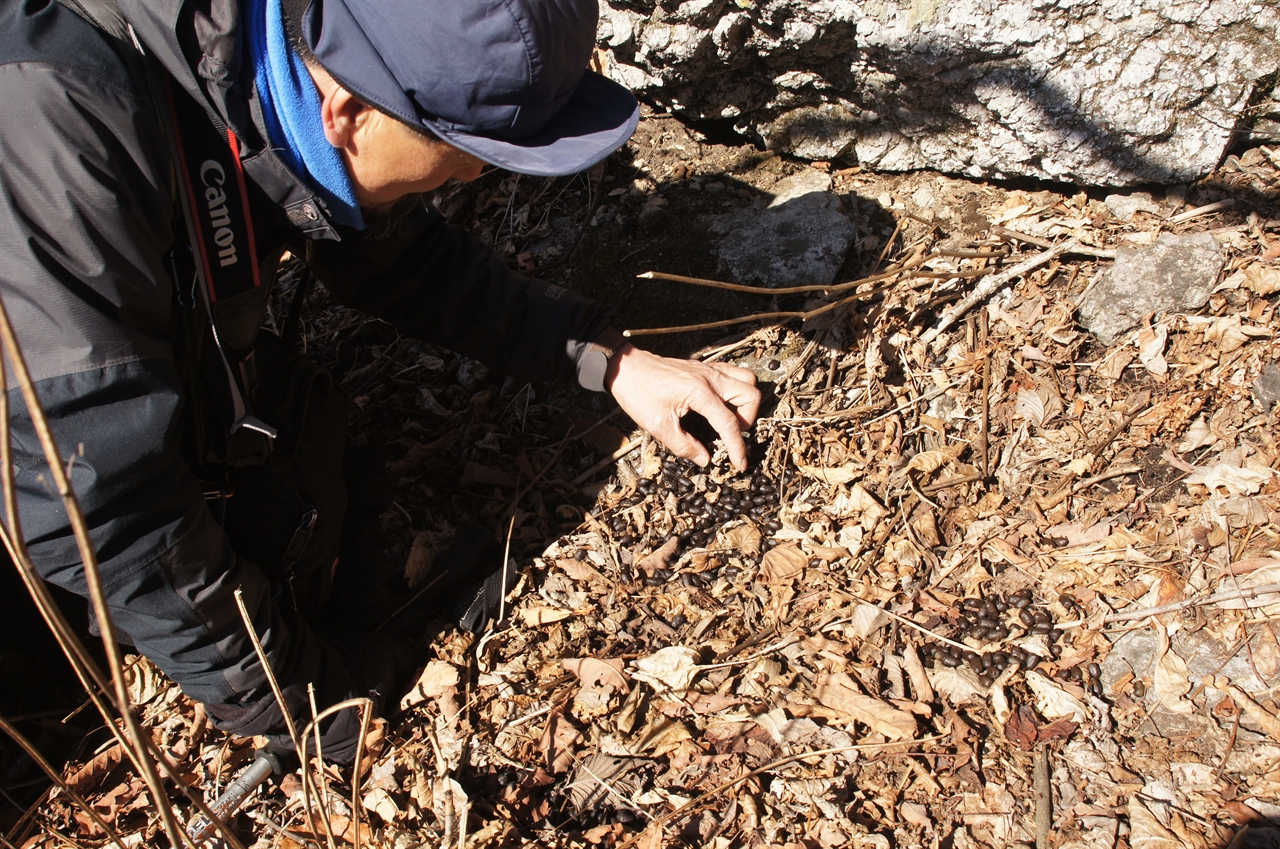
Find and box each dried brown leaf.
[721,523,762,556]
[796,461,860,485]
[519,605,574,626]
[64,744,126,796]
[458,461,516,487]
[400,660,460,710]
[1153,624,1194,714]
[813,673,917,740]
[563,657,629,694]
[906,443,964,475]
[630,646,700,693]
[581,424,630,457]
[539,710,583,774]
[1004,705,1039,750]
[761,543,808,583]
[635,537,679,575]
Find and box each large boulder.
[597,0,1280,186]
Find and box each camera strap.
[57,0,279,459]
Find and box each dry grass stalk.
[299,698,374,849]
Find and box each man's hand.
[605,343,762,471]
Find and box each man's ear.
[318,83,364,149]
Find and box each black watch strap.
[578,326,627,393]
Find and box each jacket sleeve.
[309,202,618,389]
[0,5,375,763]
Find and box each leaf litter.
[8,127,1280,848]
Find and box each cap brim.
[427,71,641,178]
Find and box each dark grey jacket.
[0,0,612,760]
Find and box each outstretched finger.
[708,366,763,428]
[690,389,751,470]
[662,417,712,467]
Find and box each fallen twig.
[993,226,1115,259]
[1034,747,1052,849]
[1168,198,1235,225]
[921,238,1080,344]
[1058,583,1280,628]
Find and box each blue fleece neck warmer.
[248,0,364,230]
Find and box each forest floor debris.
[4,120,1280,848]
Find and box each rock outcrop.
[597,0,1280,186]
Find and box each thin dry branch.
[921,239,1080,344]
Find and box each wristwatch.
[579,326,627,393]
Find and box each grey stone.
[598,0,1280,186]
[1104,192,1162,221]
[1077,232,1224,345]
[713,172,854,288]
[1102,625,1276,737]
[1254,362,1280,410]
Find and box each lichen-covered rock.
[1077,232,1225,345]
[712,171,855,288]
[597,0,1280,186]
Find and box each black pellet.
[797,516,811,531]
[941,652,962,668]
[669,614,688,629]
[1088,679,1104,697]
[1132,680,1147,698]
[767,359,781,370]
[1011,596,1031,609]
[1018,608,1036,625]
[575,549,588,561]
[978,671,995,687]
[643,576,664,586]
[618,535,635,546]
[1029,622,1053,635]
[1021,653,1041,670]
[1087,662,1101,679]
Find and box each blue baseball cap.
[294,0,641,177]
